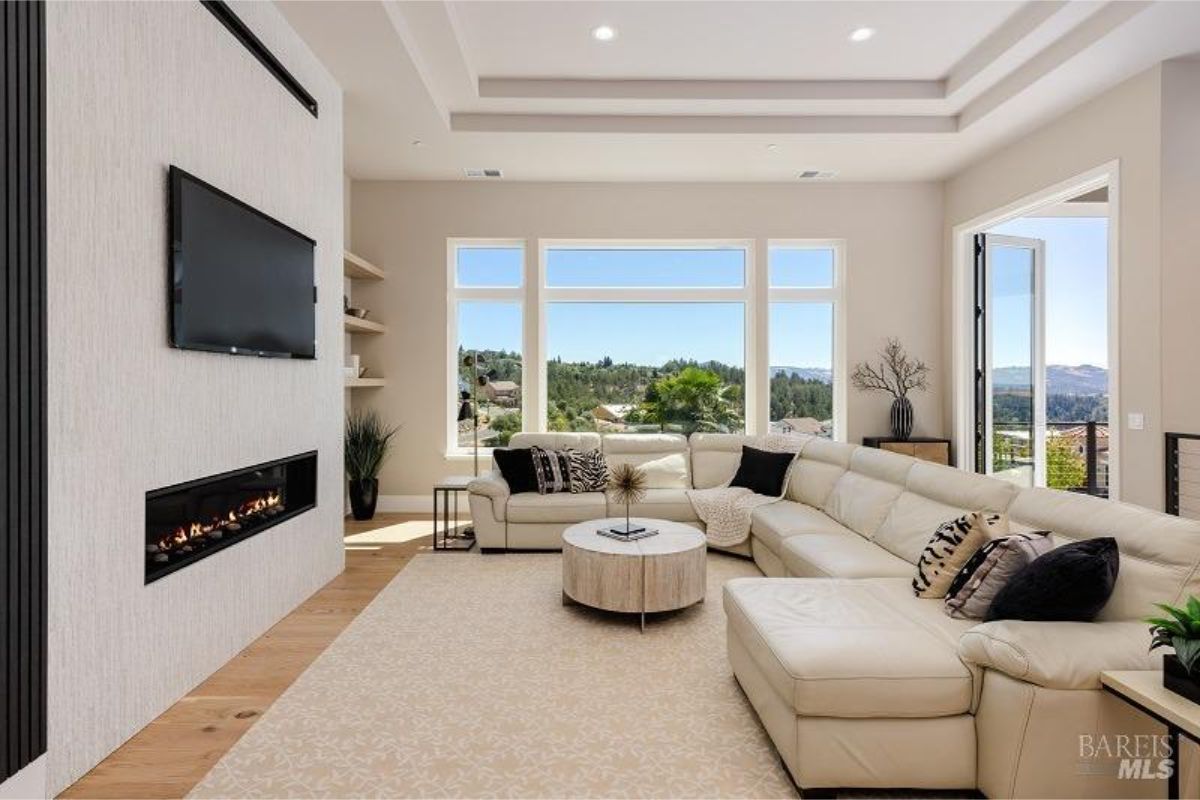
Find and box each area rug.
[189,550,797,799]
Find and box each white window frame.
[445,237,848,454]
[765,240,847,442]
[446,238,526,457]
[950,161,1119,498]
[537,239,756,435]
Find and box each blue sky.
[457,229,1104,371]
[988,216,1109,368]
[458,247,834,368]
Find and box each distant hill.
[993,364,1108,395]
[770,366,833,384]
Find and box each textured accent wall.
[45,2,343,791]
[1,0,47,786]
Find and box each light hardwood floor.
[60,514,436,799]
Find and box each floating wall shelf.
[343,250,386,280]
[345,377,387,389]
[344,316,386,335]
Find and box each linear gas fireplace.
[145,451,317,584]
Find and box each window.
[543,244,749,435]
[546,248,745,288]
[448,242,524,452]
[546,302,745,434]
[768,244,842,439]
[446,239,844,453]
[769,245,834,288]
[456,246,522,288]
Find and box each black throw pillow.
[492,448,538,495]
[729,446,796,497]
[985,537,1119,622]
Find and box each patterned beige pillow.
[944,531,1054,619]
[912,512,1009,598]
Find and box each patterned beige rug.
[189,550,797,799]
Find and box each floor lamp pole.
[471,351,480,477]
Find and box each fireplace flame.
[156,490,282,554]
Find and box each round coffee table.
[562,518,707,631]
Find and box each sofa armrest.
[468,470,510,499]
[468,470,510,522]
[958,620,1155,690]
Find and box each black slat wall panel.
[1,0,47,783]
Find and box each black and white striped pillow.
[530,446,573,494]
[912,512,1008,598]
[567,448,609,493]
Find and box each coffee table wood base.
[561,518,707,632]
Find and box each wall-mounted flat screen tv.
[169,166,316,359]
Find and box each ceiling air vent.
[798,170,837,180]
[464,168,503,179]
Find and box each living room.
[4,1,1200,799]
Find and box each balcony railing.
[992,420,1108,497]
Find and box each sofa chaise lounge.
[467,431,1200,797]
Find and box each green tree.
[642,366,741,434]
[1046,435,1087,490]
[488,411,522,447]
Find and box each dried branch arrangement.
[850,338,930,400]
[607,463,648,507]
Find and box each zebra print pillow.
[567,448,609,493]
[530,446,574,494]
[912,511,1008,599]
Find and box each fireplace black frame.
[145,451,317,584]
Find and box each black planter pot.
[890,396,914,440]
[348,478,379,521]
[1163,653,1200,704]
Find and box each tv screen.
[170,166,316,359]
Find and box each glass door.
[975,233,1046,487]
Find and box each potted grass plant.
[1147,596,1200,704]
[345,410,399,521]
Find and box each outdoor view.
[454,245,836,447]
[988,215,1109,494]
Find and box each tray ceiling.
[278,0,1200,181]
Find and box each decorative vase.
[1163,653,1200,704]
[890,396,914,440]
[348,478,379,521]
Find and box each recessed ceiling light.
[849,27,875,42]
[592,25,616,42]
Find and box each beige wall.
[47,2,344,791]
[1160,60,1200,443]
[350,181,944,498]
[944,66,1164,508]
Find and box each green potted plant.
[1147,597,1200,704]
[345,410,399,521]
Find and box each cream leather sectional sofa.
[467,431,1200,798]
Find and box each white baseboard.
[377,494,464,514]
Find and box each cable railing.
[992,420,1108,497]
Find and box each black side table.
[433,476,476,551]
